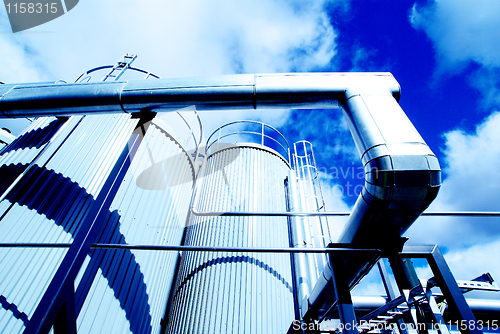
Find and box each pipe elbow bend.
[337,143,441,250]
[362,144,441,211]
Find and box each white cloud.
[1,0,336,82]
[0,34,46,83]
[320,179,351,242]
[407,113,500,250]
[1,0,338,138]
[410,0,500,71]
[410,0,500,107]
[403,112,500,297]
[444,240,500,283]
[406,111,500,248]
[439,112,500,211]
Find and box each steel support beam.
[22,131,141,334]
[53,284,76,334]
[0,72,442,329]
[401,245,483,334]
[425,247,483,334]
[330,256,358,334]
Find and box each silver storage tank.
[0,111,199,333]
[165,121,295,334]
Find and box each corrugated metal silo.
[165,121,295,334]
[0,110,199,333]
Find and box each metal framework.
[1,63,497,333]
[294,244,491,334]
[205,120,291,163]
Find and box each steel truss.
[295,244,488,334]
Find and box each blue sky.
[2,0,500,298]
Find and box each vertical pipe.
[24,132,141,334]
[288,169,315,316]
[330,256,358,334]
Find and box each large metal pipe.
[304,81,440,319]
[0,73,399,117]
[0,72,440,319]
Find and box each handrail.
[207,130,288,158]
[205,120,290,163]
[190,209,500,217]
[74,65,160,83]
[74,65,203,163]
[0,243,381,255]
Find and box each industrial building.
[0,55,499,334]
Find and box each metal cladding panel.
[75,122,194,334]
[0,114,194,333]
[0,114,137,333]
[166,146,295,334]
[0,117,66,166]
[0,116,112,333]
[37,114,138,197]
[0,114,137,198]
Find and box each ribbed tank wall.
[0,114,135,333]
[75,121,194,334]
[0,116,65,166]
[166,146,295,334]
[0,115,194,334]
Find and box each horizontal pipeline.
[190,210,500,217]
[0,243,381,255]
[0,73,401,118]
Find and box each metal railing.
[205,120,290,163]
[74,65,160,83]
[74,63,203,165]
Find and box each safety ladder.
[101,54,137,82]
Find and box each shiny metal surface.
[0,243,381,254]
[189,210,500,217]
[75,118,194,334]
[305,84,440,319]
[288,169,317,313]
[0,117,66,167]
[0,73,400,118]
[0,113,195,333]
[205,120,290,163]
[166,144,295,334]
[350,296,500,320]
[0,82,127,117]
[0,115,135,333]
[1,71,441,328]
[293,140,330,265]
[0,128,15,147]
[289,141,332,317]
